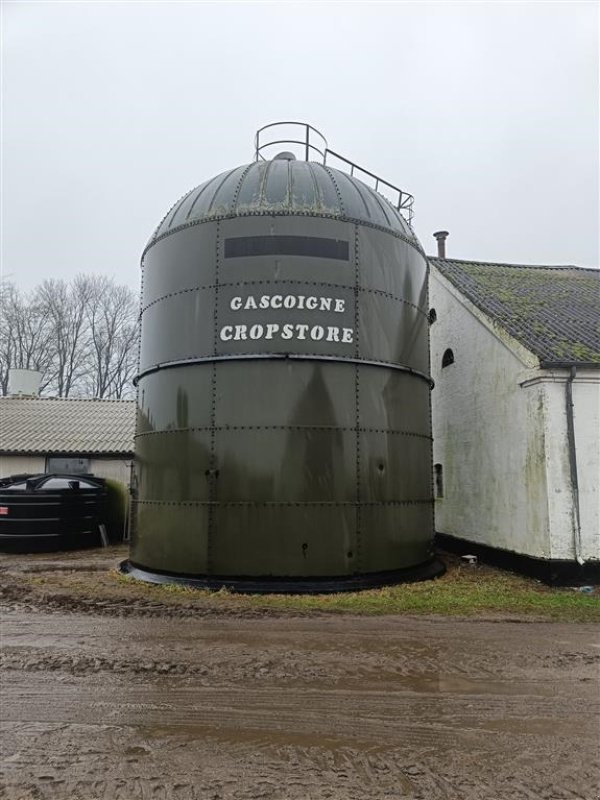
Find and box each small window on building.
[441,348,454,368]
[434,464,444,498]
[46,457,91,475]
[428,308,437,324]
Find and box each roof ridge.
[428,256,596,272]
[0,396,135,403]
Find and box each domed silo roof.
[146,159,418,254]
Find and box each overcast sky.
[2,1,598,292]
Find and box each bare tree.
[35,276,94,397]
[84,277,138,399]
[1,276,139,399]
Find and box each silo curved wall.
[131,212,433,581]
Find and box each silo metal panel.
[351,180,386,224]
[359,504,433,572]
[214,361,356,429]
[156,187,197,238]
[380,201,414,240]
[139,289,215,370]
[309,164,342,214]
[213,429,356,502]
[359,433,432,502]
[136,430,212,502]
[327,169,368,219]
[137,367,213,432]
[216,283,356,359]
[235,160,268,209]
[133,502,209,574]
[210,505,356,576]
[357,368,431,436]
[136,406,152,437]
[183,168,236,221]
[358,229,427,301]
[290,161,319,209]
[170,178,213,225]
[209,166,251,216]
[264,159,291,207]
[219,216,355,287]
[358,293,430,371]
[361,503,433,572]
[142,224,218,308]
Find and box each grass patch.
[112,559,599,622]
[5,546,597,622]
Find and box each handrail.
[255,121,328,163]
[325,148,414,222]
[254,121,414,224]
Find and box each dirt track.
[1,549,599,800]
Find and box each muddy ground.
[0,547,598,800]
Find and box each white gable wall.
[430,269,552,558]
[430,268,599,564]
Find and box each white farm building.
[0,395,135,486]
[429,249,599,581]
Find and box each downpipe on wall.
[565,366,584,565]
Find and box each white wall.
[573,373,600,561]
[0,455,132,486]
[90,458,132,486]
[430,270,552,559]
[430,268,599,564]
[0,455,45,477]
[537,372,600,561]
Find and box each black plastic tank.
[124,123,442,591]
[0,473,107,548]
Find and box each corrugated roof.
[0,397,135,455]
[429,257,600,367]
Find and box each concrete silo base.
[119,558,445,594]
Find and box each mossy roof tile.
[429,257,600,366]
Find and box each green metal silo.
[123,123,442,591]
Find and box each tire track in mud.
[0,583,286,620]
[2,675,594,744]
[2,720,597,800]
[3,608,598,684]
[5,643,595,692]
[2,662,599,800]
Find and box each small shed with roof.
[428,251,599,578]
[0,396,135,485]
